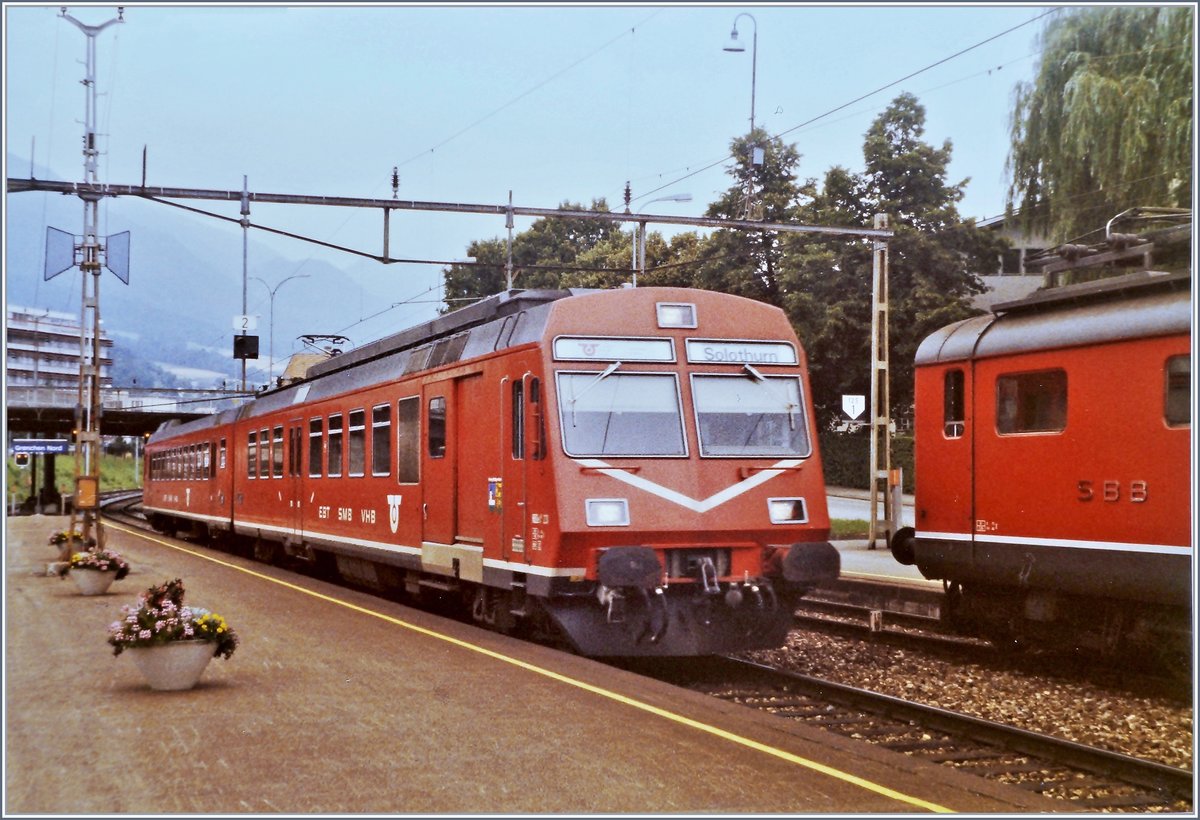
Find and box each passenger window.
[428,397,447,458]
[511,380,525,460]
[943,369,965,438]
[247,431,258,479]
[372,404,391,476]
[530,378,546,460]
[308,418,323,478]
[996,370,1066,434]
[328,414,343,477]
[1165,355,1190,427]
[272,426,284,478]
[218,438,226,471]
[288,427,302,477]
[397,397,420,482]
[348,410,366,477]
[258,428,271,477]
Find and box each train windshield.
[557,370,686,456]
[692,370,811,457]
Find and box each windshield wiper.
[743,363,799,430]
[568,362,622,429]
[569,361,622,406]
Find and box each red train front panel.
[529,288,837,654]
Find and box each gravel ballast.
[743,630,1194,770]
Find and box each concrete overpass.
[6,385,246,438]
[6,386,246,514]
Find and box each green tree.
[1007,6,1193,241]
[691,128,805,305]
[780,94,1000,422]
[442,199,633,305]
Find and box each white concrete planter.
[70,568,116,596]
[127,641,216,691]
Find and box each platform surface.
[5,514,1053,814]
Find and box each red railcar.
[144,287,839,656]
[890,271,1192,663]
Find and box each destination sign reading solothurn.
[553,336,675,362]
[685,340,798,365]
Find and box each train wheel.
[252,537,280,565]
[469,587,516,634]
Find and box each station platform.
[4,514,1052,814]
[833,538,943,588]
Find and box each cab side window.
[943,369,965,438]
[1165,355,1190,427]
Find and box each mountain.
[5,153,403,389]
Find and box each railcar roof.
[916,270,1192,365]
[305,288,586,380]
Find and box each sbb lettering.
[1077,479,1148,503]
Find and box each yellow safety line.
[110,522,955,813]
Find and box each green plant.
[108,578,239,660]
[48,528,95,548]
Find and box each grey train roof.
[151,289,592,442]
[915,270,1192,366]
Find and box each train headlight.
[768,497,808,524]
[586,498,630,527]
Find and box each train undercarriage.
[941,581,1192,677]
[146,513,837,657]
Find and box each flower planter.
[127,641,216,691]
[70,568,117,596]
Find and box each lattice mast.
[59,6,125,559]
[868,213,893,549]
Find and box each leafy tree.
[1007,6,1193,241]
[441,199,626,305]
[691,128,805,305]
[780,94,1000,421]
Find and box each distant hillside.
[5,153,397,388]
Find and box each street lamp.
[723,12,758,134]
[633,193,693,286]
[251,273,310,385]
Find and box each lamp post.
[723,12,758,134]
[633,193,693,286]
[251,274,309,385]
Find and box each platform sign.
[11,439,72,455]
[234,315,259,332]
[842,394,866,420]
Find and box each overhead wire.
[395,10,662,170]
[630,7,1062,205]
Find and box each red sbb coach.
[143,287,840,656]
[890,270,1192,667]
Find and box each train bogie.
[893,270,1192,664]
[144,287,839,656]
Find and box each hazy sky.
[4,2,1056,338]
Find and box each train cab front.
[540,536,838,657]
[533,287,840,656]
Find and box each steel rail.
[719,656,1193,803]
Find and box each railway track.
[629,655,1193,812]
[798,576,1192,688]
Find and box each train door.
[287,419,304,538]
[501,373,541,562]
[454,373,490,544]
[422,380,456,545]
